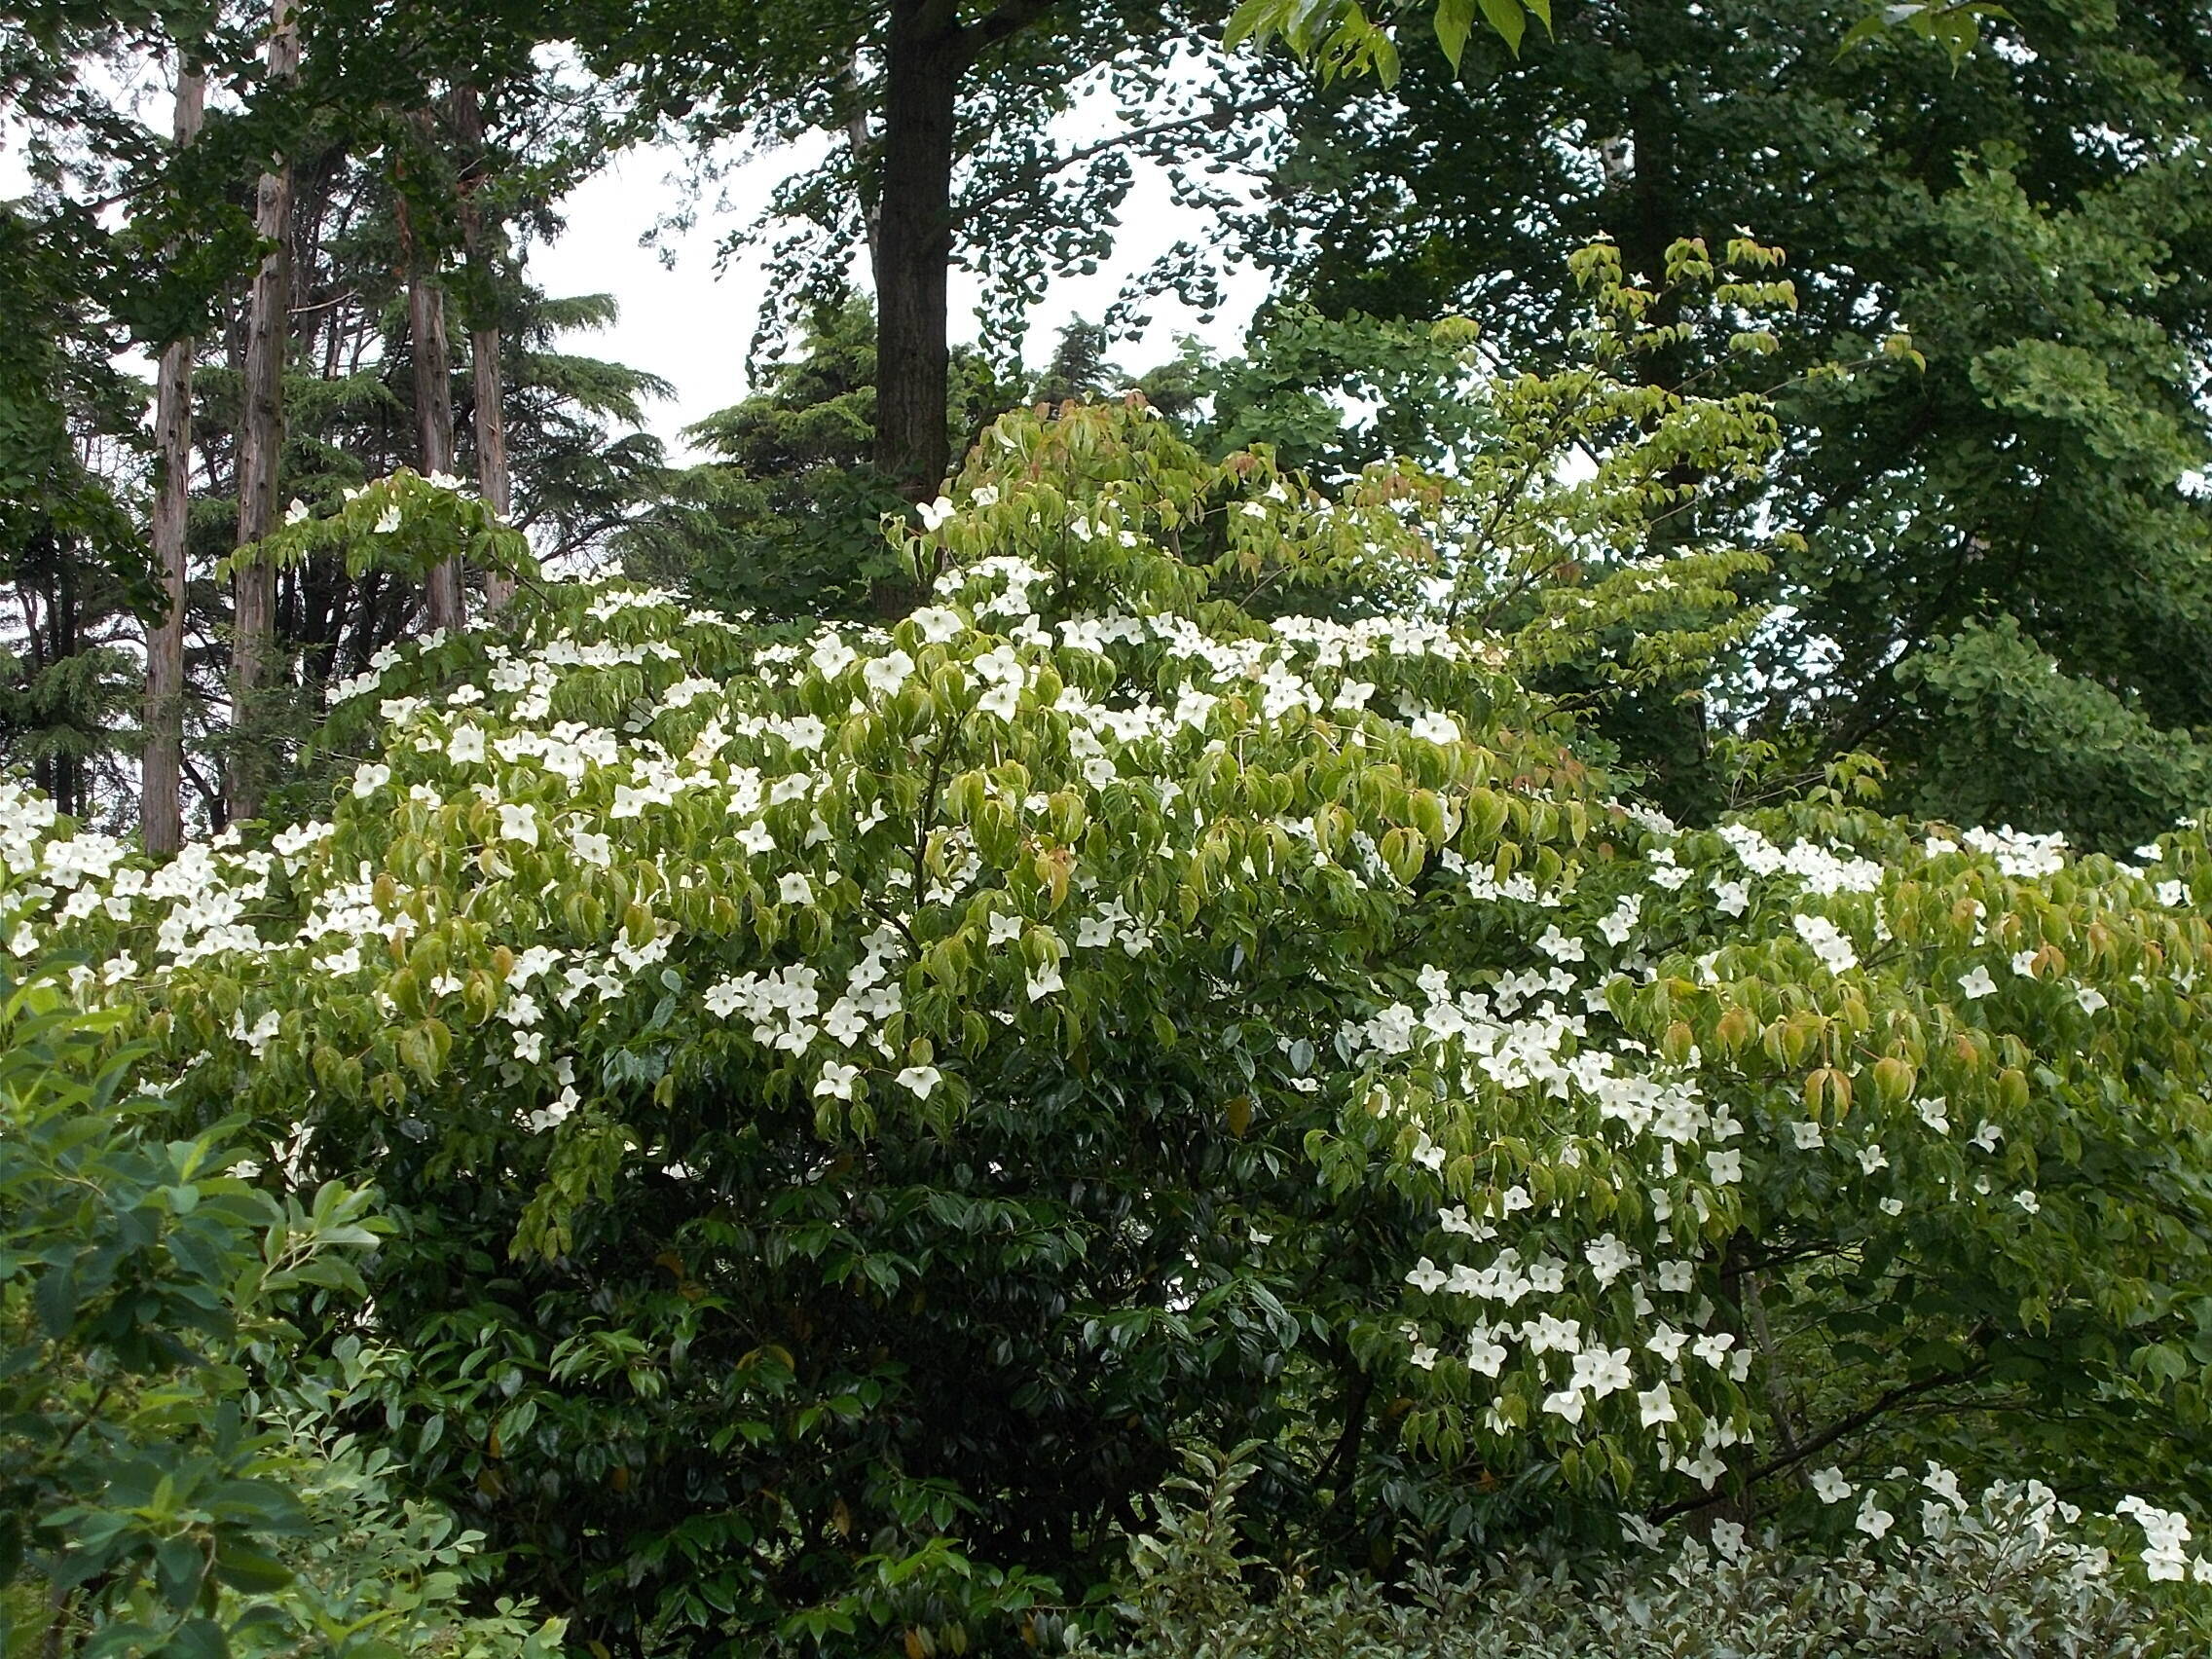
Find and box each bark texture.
[455,84,516,610]
[228,0,299,827]
[872,0,966,497]
[144,60,205,856]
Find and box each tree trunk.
[410,262,463,632]
[144,59,205,857]
[228,0,299,827]
[454,84,516,610]
[399,102,464,636]
[873,0,965,498]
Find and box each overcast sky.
[528,131,1273,462]
[2,75,1274,464]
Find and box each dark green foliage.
[618,301,1013,617]
[1897,617,2212,849]
[1245,0,2212,841]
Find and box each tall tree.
[229,0,301,826]
[143,58,204,857]
[454,83,517,609]
[1240,0,2212,844]
[398,107,465,635]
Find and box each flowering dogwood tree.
[12,246,2212,1650]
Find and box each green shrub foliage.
[0,968,563,1659]
[7,246,2211,1652]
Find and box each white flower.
[1972,1120,2003,1153]
[1637,1384,1677,1427]
[1536,925,1585,964]
[1408,1343,1439,1371]
[569,828,611,866]
[810,635,857,680]
[1409,711,1461,746]
[971,484,1000,508]
[1467,1330,1508,1377]
[1540,1387,1586,1424]
[1793,913,1859,974]
[916,496,956,531]
[814,1062,860,1100]
[284,498,310,525]
[1922,1462,1965,1508]
[1572,1346,1634,1399]
[375,502,401,534]
[1813,1467,1853,1504]
[2013,1189,2040,1215]
[2075,983,2108,1014]
[498,803,538,847]
[1683,1453,1724,1488]
[1857,1143,1888,1174]
[1856,1493,1895,1539]
[896,1065,941,1099]
[448,724,486,764]
[1026,963,1064,1001]
[1957,965,1998,1000]
[779,872,814,905]
[1791,1121,1825,1150]
[863,650,915,698]
[1691,1331,1735,1368]
[351,762,391,798]
[909,607,964,644]
[1405,1257,1448,1295]
[1706,1148,1743,1185]
[1915,1096,1951,1133]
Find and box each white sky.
[3,72,1273,466]
[529,133,1272,463]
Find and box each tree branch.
[1646,1365,1983,1523]
[949,103,1254,228]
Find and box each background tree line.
[6,0,2212,854]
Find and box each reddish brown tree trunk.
[228,0,298,826]
[144,60,205,857]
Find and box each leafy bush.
[0,963,561,1659]
[7,240,2210,1651]
[1077,1450,2207,1658]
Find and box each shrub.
[1076,1450,2207,1658]
[0,963,561,1659]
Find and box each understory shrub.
[1078,1451,2203,1658]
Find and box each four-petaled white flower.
[1405,1257,1447,1295]
[1957,965,1998,1000]
[779,872,814,905]
[895,1065,941,1099]
[863,650,915,698]
[814,1062,860,1100]
[1637,1384,1677,1427]
[1856,1493,1895,1539]
[498,802,538,847]
[1813,1467,1853,1504]
[909,607,964,644]
[916,496,956,531]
